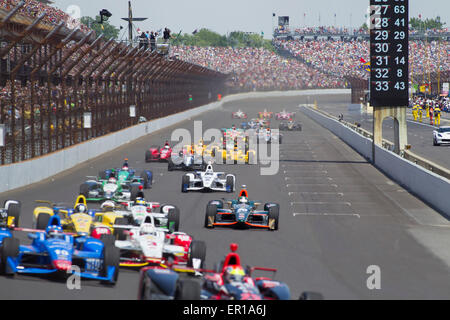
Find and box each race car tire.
[297,125,302,131]
[207,200,224,209]
[299,291,324,300]
[264,203,280,212]
[6,200,20,227]
[36,213,51,230]
[130,184,141,201]
[181,175,190,193]
[140,171,151,189]
[167,207,180,232]
[114,217,128,241]
[176,280,201,300]
[100,234,116,246]
[100,244,120,285]
[168,159,174,171]
[204,204,217,228]
[278,135,283,144]
[268,205,279,231]
[98,170,108,180]
[226,176,234,193]
[0,237,19,275]
[145,150,152,162]
[188,240,206,268]
[433,137,439,146]
[79,183,90,198]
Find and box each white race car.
[232,109,247,119]
[113,214,206,268]
[433,126,450,146]
[257,128,283,144]
[181,163,235,193]
[104,200,181,233]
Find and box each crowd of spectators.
[293,26,368,35]
[0,0,91,33]
[171,45,346,90]
[274,38,450,82]
[410,95,450,113]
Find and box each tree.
[171,28,274,50]
[409,16,446,30]
[80,16,120,40]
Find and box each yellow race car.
[1,200,21,228]
[185,140,207,156]
[32,195,122,240]
[219,146,256,164]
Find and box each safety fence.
[0,2,227,165]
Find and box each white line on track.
[288,191,344,196]
[293,212,360,218]
[290,201,351,206]
[283,170,328,174]
[286,184,338,188]
[285,176,332,181]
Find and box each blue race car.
[1,215,120,285]
[204,187,279,230]
[0,200,21,274]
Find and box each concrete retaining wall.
[301,106,450,218]
[302,107,373,161]
[0,89,350,193]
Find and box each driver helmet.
[224,266,245,283]
[108,177,117,183]
[46,225,63,237]
[122,166,129,171]
[135,198,146,206]
[101,201,115,210]
[239,196,248,204]
[74,203,87,213]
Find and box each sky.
[53,0,450,40]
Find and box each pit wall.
[301,106,450,218]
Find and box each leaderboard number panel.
[370,0,409,107]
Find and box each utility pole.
[121,1,147,46]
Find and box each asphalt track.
[0,93,449,299]
[318,103,450,170]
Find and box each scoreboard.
[369,0,409,107]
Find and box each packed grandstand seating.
[0,0,91,33]
[0,0,448,118]
[171,45,346,90]
[273,39,450,80]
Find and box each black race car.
[279,121,302,131]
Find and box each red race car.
[145,142,172,162]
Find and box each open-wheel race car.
[181,163,235,193]
[258,109,273,119]
[275,109,296,120]
[168,150,207,171]
[232,109,247,119]
[279,120,302,131]
[2,215,120,285]
[200,243,292,300]
[113,213,206,268]
[204,186,279,230]
[80,163,152,203]
[145,141,172,162]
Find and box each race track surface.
[318,103,450,170]
[0,93,449,299]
